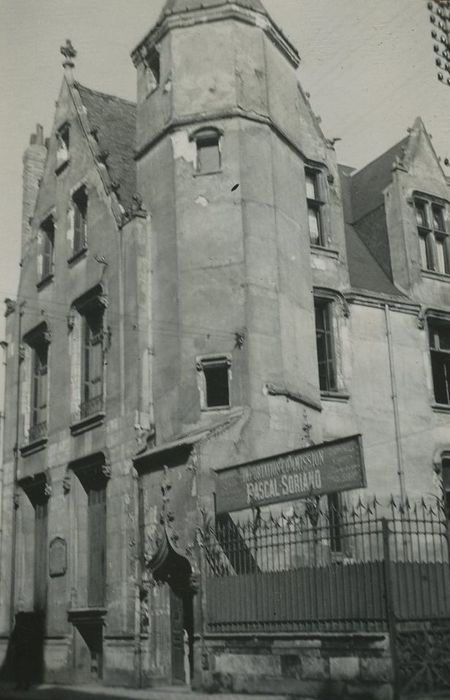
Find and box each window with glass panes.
[305,169,324,246]
[81,309,104,412]
[429,320,450,405]
[31,341,48,429]
[415,198,449,274]
[314,299,336,392]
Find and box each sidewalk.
[0,684,290,700]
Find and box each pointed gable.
[75,83,137,211]
[350,137,409,223]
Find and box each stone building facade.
[0,0,449,693]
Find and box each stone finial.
[61,40,77,82]
[61,39,77,66]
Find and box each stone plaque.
[215,435,366,514]
[49,537,67,577]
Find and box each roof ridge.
[75,82,136,108]
[350,136,409,180]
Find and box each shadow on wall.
[0,612,45,689]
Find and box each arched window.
[191,127,222,174]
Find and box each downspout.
[384,304,406,501]
[10,302,25,628]
[0,341,8,582]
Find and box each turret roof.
[158,0,268,21]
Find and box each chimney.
[21,124,47,258]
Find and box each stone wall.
[197,633,394,700]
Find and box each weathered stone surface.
[302,655,329,680]
[329,656,360,681]
[360,657,393,682]
[215,653,281,676]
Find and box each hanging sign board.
[214,435,366,514]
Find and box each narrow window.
[195,129,221,174]
[81,309,104,419]
[144,47,160,95]
[443,459,450,523]
[429,320,450,405]
[30,339,49,442]
[327,492,342,553]
[34,495,49,611]
[73,187,88,254]
[314,299,336,392]
[40,216,55,282]
[88,482,107,607]
[198,356,231,409]
[56,122,70,169]
[415,197,449,274]
[305,169,324,246]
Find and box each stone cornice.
[131,4,300,69]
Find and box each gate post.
[382,517,399,700]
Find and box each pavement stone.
[0,684,290,700]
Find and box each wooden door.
[170,590,186,684]
[88,486,106,607]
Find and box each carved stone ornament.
[18,344,26,363]
[67,309,76,332]
[4,298,16,316]
[49,537,67,577]
[101,463,112,480]
[63,471,72,494]
[60,39,77,66]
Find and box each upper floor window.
[72,186,88,256]
[39,215,55,284]
[56,122,70,170]
[415,197,449,275]
[193,128,222,175]
[144,47,160,95]
[305,168,325,246]
[197,355,231,410]
[314,298,337,393]
[24,324,51,445]
[81,306,104,420]
[429,319,450,405]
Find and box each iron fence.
[202,497,450,634]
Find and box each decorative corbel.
[63,470,72,494]
[44,469,52,498]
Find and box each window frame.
[56,121,70,172]
[428,317,450,406]
[414,195,449,276]
[71,186,88,260]
[196,354,232,411]
[22,323,51,449]
[305,167,326,248]
[191,127,223,175]
[314,297,338,394]
[38,214,55,285]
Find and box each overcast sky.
[0,0,449,338]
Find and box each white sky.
[0,0,449,339]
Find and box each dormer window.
[56,122,70,170]
[144,47,160,95]
[415,197,449,275]
[305,168,325,246]
[192,128,222,175]
[39,215,55,285]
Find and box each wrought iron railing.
[202,497,450,634]
[79,394,104,420]
[28,420,48,443]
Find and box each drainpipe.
[10,302,25,628]
[384,304,406,502]
[0,340,8,582]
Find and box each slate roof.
[339,164,405,298]
[158,0,268,22]
[75,83,137,212]
[349,137,409,222]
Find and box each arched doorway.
[147,527,195,685]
